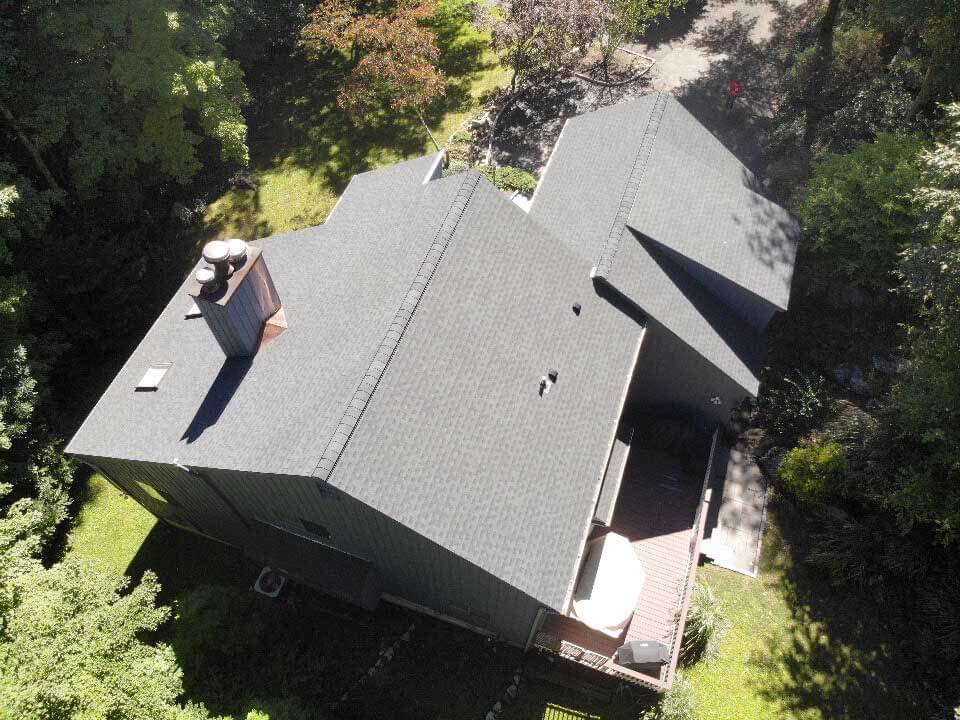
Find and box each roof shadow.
[181,357,253,443]
[630,229,765,386]
[592,275,647,327]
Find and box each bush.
[681,581,729,666]
[754,370,831,444]
[779,441,847,504]
[641,675,696,720]
[477,164,538,195]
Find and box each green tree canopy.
[3,0,249,195]
[888,103,960,541]
[800,132,923,299]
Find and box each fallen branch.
[574,60,655,87]
[0,100,64,195]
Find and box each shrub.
[641,675,696,720]
[477,164,538,195]
[754,370,831,444]
[449,129,473,145]
[681,581,729,666]
[779,441,847,504]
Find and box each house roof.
[67,155,467,477]
[530,94,798,395]
[67,154,643,612]
[68,93,798,612]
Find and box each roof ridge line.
[592,92,668,280]
[312,171,482,482]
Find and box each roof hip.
[312,171,482,482]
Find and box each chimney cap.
[195,266,219,293]
[227,238,248,265]
[202,240,230,265]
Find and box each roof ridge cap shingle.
[592,92,668,280]
[312,171,482,482]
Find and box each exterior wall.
[623,319,747,432]
[81,456,543,647]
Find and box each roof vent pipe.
[227,238,248,269]
[203,240,232,280]
[195,266,221,294]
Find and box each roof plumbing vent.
[188,239,282,358]
[539,368,559,397]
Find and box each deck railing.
[535,426,721,692]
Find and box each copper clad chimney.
[188,239,282,357]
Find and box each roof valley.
[312,171,482,482]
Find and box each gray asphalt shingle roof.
[67,156,467,476]
[68,156,644,611]
[68,93,797,611]
[329,179,642,611]
[531,93,798,395]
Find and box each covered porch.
[531,426,719,690]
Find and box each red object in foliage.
[728,80,745,98]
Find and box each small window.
[300,518,331,540]
[135,363,172,391]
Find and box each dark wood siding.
[624,319,747,430]
[80,457,543,646]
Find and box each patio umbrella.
[571,532,644,637]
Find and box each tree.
[490,0,604,92]
[0,561,217,719]
[0,481,215,720]
[888,103,960,542]
[800,133,923,299]
[804,0,843,146]
[867,0,960,116]
[598,0,685,79]
[302,0,447,149]
[2,0,250,195]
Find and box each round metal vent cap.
[226,238,248,265]
[195,266,217,285]
[202,240,230,264]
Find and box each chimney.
[188,239,282,357]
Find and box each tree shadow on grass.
[238,0,494,194]
[124,521,257,604]
[201,186,273,242]
[750,501,932,719]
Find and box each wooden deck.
[536,447,706,682]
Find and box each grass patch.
[686,506,927,720]
[67,474,157,576]
[204,0,508,239]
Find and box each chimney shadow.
[181,357,253,443]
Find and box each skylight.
[135,363,172,391]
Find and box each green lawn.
[68,473,157,576]
[686,506,925,720]
[71,476,921,720]
[203,0,508,240]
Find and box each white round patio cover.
[571,532,645,637]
